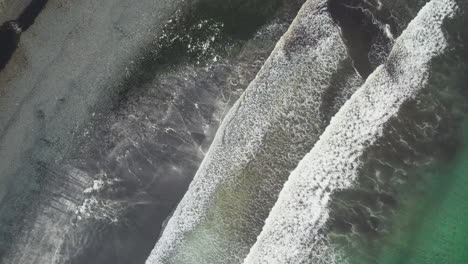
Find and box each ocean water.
[0,0,466,263]
[0,0,305,263]
[374,120,468,264]
[332,115,468,264]
[243,0,468,263]
[328,3,468,263]
[147,0,365,262]
[329,74,468,264]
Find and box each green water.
[341,118,468,264]
[375,120,468,264]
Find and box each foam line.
[146,0,363,262]
[243,0,458,263]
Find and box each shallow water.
[0,0,303,263]
[0,0,466,263]
[243,0,468,263]
[326,5,468,263]
[375,120,468,264]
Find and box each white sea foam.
[243,0,458,263]
[146,0,363,262]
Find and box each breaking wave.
[243,0,460,263]
[147,0,365,262]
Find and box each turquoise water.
[374,120,468,264]
[326,9,468,260]
[337,118,468,264]
[329,61,468,264]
